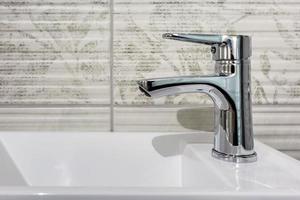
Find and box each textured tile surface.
[0,107,110,131]
[115,106,214,132]
[0,0,110,104]
[113,0,300,105]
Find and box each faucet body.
[138,33,257,163]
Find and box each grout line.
[0,103,299,109]
[109,0,114,132]
[114,104,214,108]
[0,104,110,108]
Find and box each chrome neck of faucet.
[138,33,257,163]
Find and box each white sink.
[0,132,299,200]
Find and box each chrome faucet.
[137,33,257,163]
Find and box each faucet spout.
[138,72,256,163]
[138,76,240,154]
[138,76,230,110]
[137,33,257,163]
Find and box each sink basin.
[0,132,299,199]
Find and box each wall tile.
[0,0,110,104]
[114,106,214,132]
[114,105,300,136]
[113,0,300,105]
[0,106,110,131]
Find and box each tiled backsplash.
[0,0,300,159]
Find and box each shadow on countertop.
[152,107,215,157]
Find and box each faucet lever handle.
[162,33,251,60]
[162,33,223,45]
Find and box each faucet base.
[212,149,257,163]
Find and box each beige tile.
[113,0,300,105]
[0,0,110,104]
[114,106,214,132]
[0,106,110,131]
[114,104,300,143]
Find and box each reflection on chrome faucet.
[138,33,257,163]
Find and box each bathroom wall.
[0,0,300,159]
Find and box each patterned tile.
[113,0,300,105]
[0,0,110,104]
